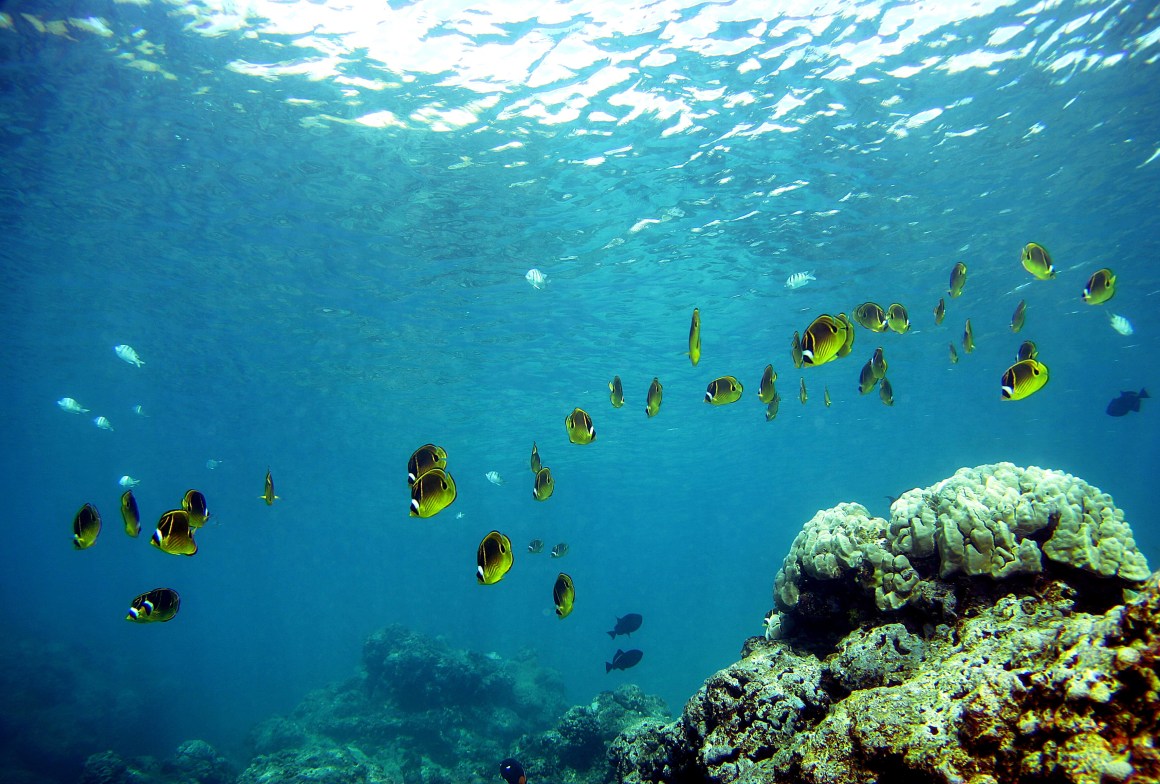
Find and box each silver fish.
[114,344,144,367]
[57,397,89,414]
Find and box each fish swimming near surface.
[114,344,144,367]
[606,648,644,673]
[408,444,448,486]
[858,361,878,395]
[879,377,894,407]
[885,303,910,334]
[1020,242,1056,280]
[119,475,140,488]
[705,376,743,405]
[1010,300,1027,332]
[962,318,975,353]
[151,510,197,556]
[1106,388,1148,417]
[609,376,625,408]
[533,467,555,501]
[121,491,140,538]
[791,331,804,369]
[485,471,504,486]
[758,364,777,404]
[948,343,959,364]
[499,758,526,784]
[765,391,781,421]
[530,442,541,473]
[800,314,848,367]
[870,347,887,380]
[410,468,457,518]
[645,377,663,417]
[126,588,180,623]
[476,530,514,585]
[94,416,114,431]
[608,613,643,638]
[565,407,596,444]
[131,404,149,417]
[947,262,967,298]
[1108,313,1134,336]
[182,489,209,528]
[1001,359,1050,401]
[1017,340,1038,362]
[525,269,548,289]
[799,377,807,404]
[785,271,815,289]
[550,542,569,558]
[73,503,101,549]
[852,302,888,332]
[553,573,575,619]
[261,468,279,505]
[688,308,701,366]
[527,539,544,554]
[933,298,946,326]
[57,397,89,414]
[1082,268,1116,305]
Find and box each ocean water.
[1,0,1158,779]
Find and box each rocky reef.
[611,463,1158,784]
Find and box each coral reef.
[610,464,1158,784]
[79,740,234,784]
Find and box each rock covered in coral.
[610,464,1160,784]
[165,739,234,784]
[237,746,399,784]
[79,751,141,784]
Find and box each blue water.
[2,0,1158,777]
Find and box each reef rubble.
[610,463,1158,784]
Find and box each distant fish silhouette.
[608,613,643,639]
[1106,388,1148,417]
[606,648,643,673]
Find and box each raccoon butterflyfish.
[800,314,848,367]
[608,613,643,638]
[947,262,967,298]
[1082,268,1116,305]
[126,588,181,623]
[528,539,544,554]
[151,510,197,556]
[182,489,209,529]
[871,347,887,380]
[1011,300,1027,332]
[879,377,894,407]
[1021,242,1056,280]
[410,468,457,518]
[407,444,448,486]
[885,303,910,334]
[121,491,140,538]
[824,386,832,407]
[476,530,514,585]
[791,331,804,369]
[565,407,596,445]
[553,572,575,619]
[533,467,555,501]
[646,377,663,418]
[609,376,625,408]
[852,302,888,332]
[858,361,879,395]
[836,313,855,357]
[530,442,541,473]
[73,503,101,550]
[1017,340,1039,362]
[261,468,279,505]
[705,376,743,405]
[688,308,701,366]
[962,319,975,354]
[948,343,959,364]
[550,542,569,558]
[933,298,946,326]
[500,759,526,784]
[799,377,807,404]
[606,648,643,673]
[1001,359,1050,401]
[765,391,781,421]
[757,364,777,404]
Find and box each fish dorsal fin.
[615,648,625,657]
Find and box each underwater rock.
[237,746,399,784]
[609,464,1160,784]
[165,739,233,784]
[79,751,141,784]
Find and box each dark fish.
[1010,300,1027,332]
[764,391,781,421]
[408,444,448,486]
[126,588,181,623]
[477,530,514,585]
[410,468,457,518]
[933,298,946,326]
[879,376,894,407]
[962,318,975,353]
[791,331,804,369]
[182,489,209,529]
[852,302,888,332]
[527,539,544,554]
[1017,340,1038,362]
[606,648,643,673]
[609,376,625,408]
[152,510,197,556]
[799,377,807,404]
[553,573,575,619]
[550,542,569,558]
[1106,388,1149,417]
[824,386,832,407]
[73,503,101,550]
[499,758,526,784]
[870,347,887,380]
[858,360,878,395]
[121,491,140,538]
[608,613,643,639]
[530,442,541,474]
[261,468,279,505]
[565,407,596,444]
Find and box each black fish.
[1106,388,1149,417]
[606,648,643,673]
[499,758,526,784]
[607,613,643,639]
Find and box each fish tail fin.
[1141,388,1150,399]
[606,662,613,673]
[608,630,616,639]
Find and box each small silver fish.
[131,405,149,417]
[1108,313,1134,336]
[114,344,144,367]
[118,475,140,488]
[784,271,816,290]
[485,471,504,486]
[525,269,548,290]
[206,459,222,470]
[94,416,114,431]
[57,397,89,414]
